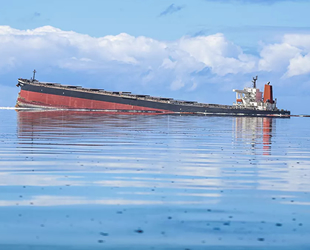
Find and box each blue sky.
[1,0,310,114]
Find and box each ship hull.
[16,80,290,117]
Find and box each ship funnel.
[263,83,274,103]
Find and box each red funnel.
[263,84,274,104]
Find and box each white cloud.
[283,34,310,51]
[0,25,259,90]
[282,34,310,77]
[170,78,185,90]
[1,25,310,90]
[259,34,310,78]
[286,54,310,77]
[178,34,257,75]
[259,43,301,72]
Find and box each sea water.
[0,110,309,250]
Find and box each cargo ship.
[16,71,290,116]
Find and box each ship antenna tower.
[252,76,258,88]
[32,69,36,82]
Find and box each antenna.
[32,69,36,81]
[252,76,258,88]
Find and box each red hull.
[18,90,172,113]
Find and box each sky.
[1,0,310,114]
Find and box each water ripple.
[0,110,309,249]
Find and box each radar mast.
[252,76,258,89]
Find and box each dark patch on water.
[135,229,144,233]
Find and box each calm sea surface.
[0,110,309,250]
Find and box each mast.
[252,76,258,88]
[32,69,36,81]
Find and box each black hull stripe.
[20,83,290,116]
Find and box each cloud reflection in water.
[0,110,309,248]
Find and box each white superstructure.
[233,76,277,111]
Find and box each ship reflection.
[234,117,274,155]
[16,110,177,160]
[17,110,167,136]
[17,110,274,156]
